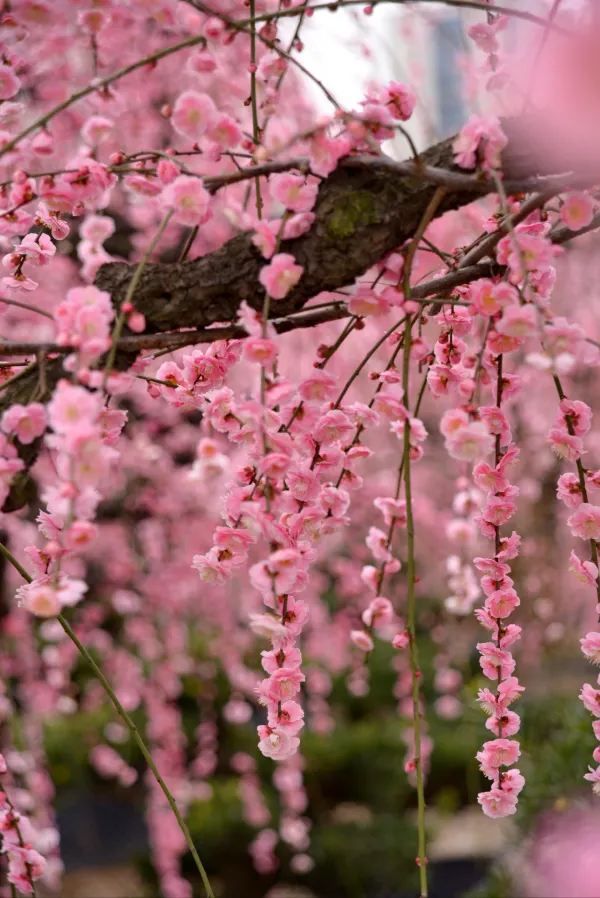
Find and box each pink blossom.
[481,494,517,527]
[319,485,350,518]
[468,17,506,53]
[1,402,46,444]
[11,232,55,265]
[350,629,374,652]
[484,709,521,737]
[383,81,416,120]
[580,683,600,717]
[257,726,299,761]
[581,632,600,664]
[373,496,406,527]
[259,253,303,300]
[560,192,595,231]
[473,462,508,494]
[362,597,393,629]
[484,588,520,619]
[258,667,305,703]
[162,176,212,227]
[569,551,599,587]
[548,427,584,462]
[256,51,286,82]
[476,738,521,777]
[270,173,318,213]
[54,284,114,363]
[584,766,600,795]
[477,642,516,680]
[496,304,537,340]
[308,131,351,177]
[261,644,302,674]
[314,410,354,446]
[497,677,525,707]
[469,279,516,316]
[557,472,583,508]
[206,113,242,150]
[47,380,102,434]
[286,467,319,502]
[0,64,20,100]
[496,230,558,282]
[559,399,592,436]
[81,114,114,145]
[392,631,409,649]
[348,288,391,317]
[242,337,278,368]
[366,526,393,563]
[252,221,278,259]
[191,548,231,584]
[16,575,87,617]
[568,503,600,540]
[501,768,525,796]
[477,788,518,818]
[440,407,469,438]
[267,700,304,735]
[453,115,507,170]
[80,214,115,244]
[171,90,217,140]
[446,421,494,461]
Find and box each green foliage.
[516,688,595,825]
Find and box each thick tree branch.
[1,123,595,511]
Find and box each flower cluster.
[549,390,600,787]
[0,753,46,895]
[435,300,526,817]
[473,350,524,817]
[54,285,115,370]
[16,380,124,618]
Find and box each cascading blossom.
[3,2,600,895]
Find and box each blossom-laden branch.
[0,539,215,898]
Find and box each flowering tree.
[1,1,600,896]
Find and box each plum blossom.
[171,90,217,140]
[568,503,600,540]
[350,630,374,652]
[560,192,595,231]
[257,726,300,761]
[16,575,87,617]
[270,173,318,213]
[259,253,303,300]
[453,115,507,170]
[581,633,600,665]
[477,788,518,818]
[162,176,212,227]
[1,403,46,444]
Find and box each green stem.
[401,314,428,898]
[399,187,445,898]
[0,541,215,898]
[58,616,215,898]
